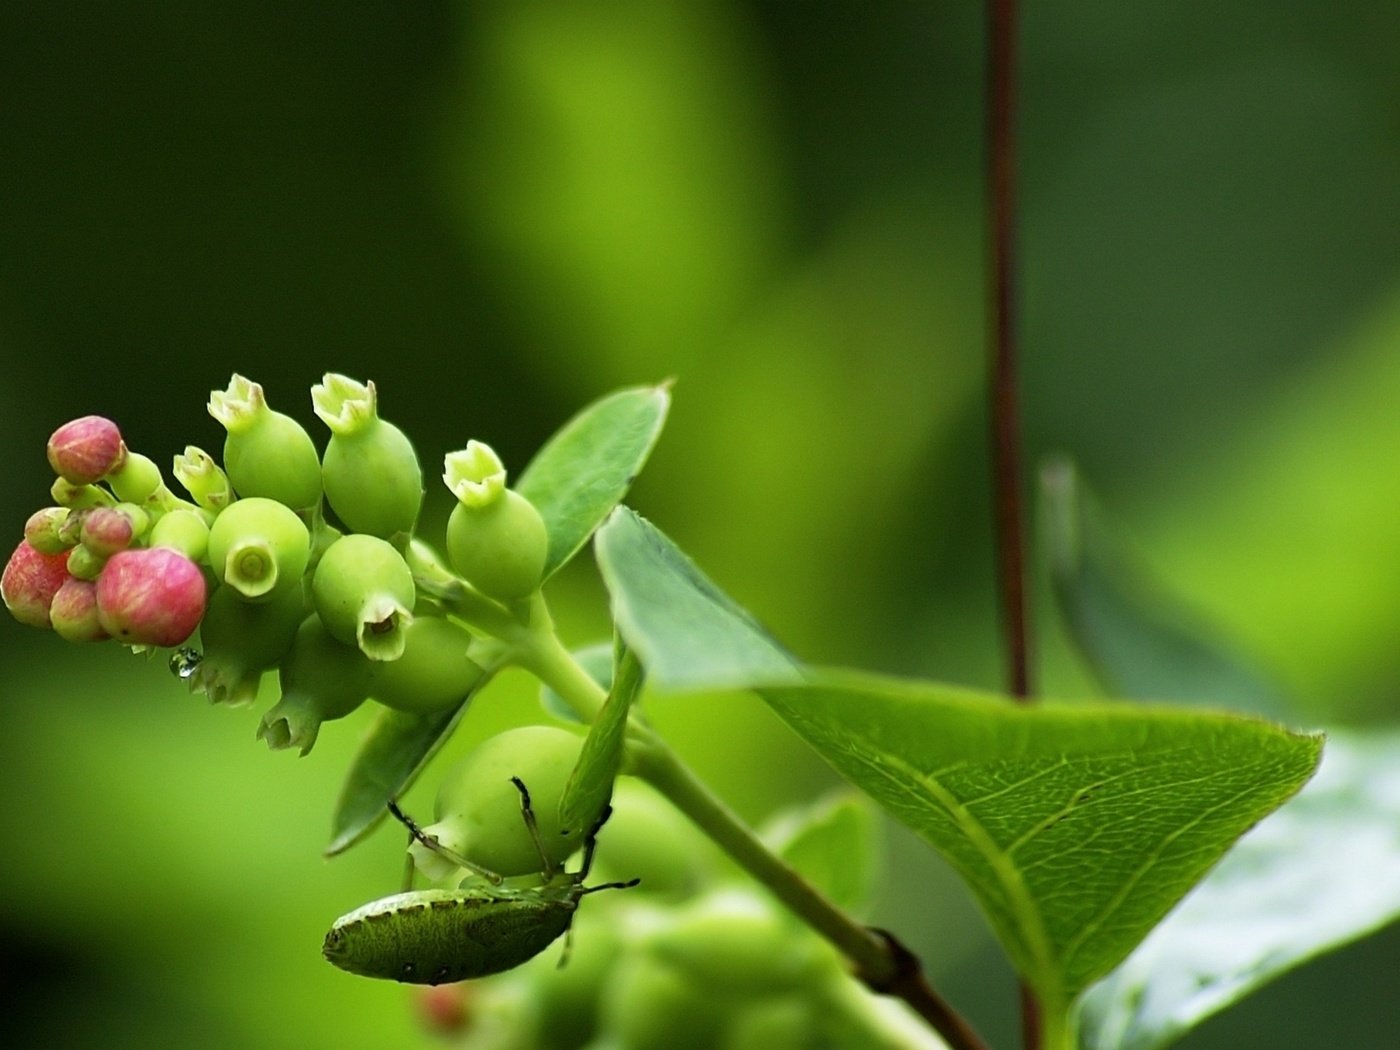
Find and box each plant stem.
[520,628,990,1050]
[987,0,1043,1047]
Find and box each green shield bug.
[322,777,637,984]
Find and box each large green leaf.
[594,506,803,691]
[516,383,670,578]
[325,693,479,857]
[1040,458,1287,719]
[1078,730,1400,1050]
[759,674,1321,1012]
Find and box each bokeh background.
[2,3,1398,1048]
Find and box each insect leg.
[386,799,505,885]
[509,776,557,877]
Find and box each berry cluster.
[2,372,541,754]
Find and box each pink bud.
[96,548,207,647]
[2,540,72,628]
[46,415,127,485]
[79,507,136,556]
[50,577,109,642]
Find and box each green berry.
[172,445,234,512]
[371,615,486,715]
[257,614,373,755]
[443,443,547,601]
[313,374,422,539]
[312,532,415,661]
[589,778,717,901]
[191,582,306,706]
[208,374,323,511]
[106,452,162,504]
[207,496,311,602]
[413,726,589,880]
[148,508,211,562]
[599,954,726,1050]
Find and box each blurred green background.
[2,3,1398,1048]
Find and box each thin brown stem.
[987,1,1040,1048]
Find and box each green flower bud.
[24,507,75,555]
[106,451,163,504]
[313,373,422,539]
[51,478,115,511]
[257,614,373,755]
[65,543,106,581]
[721,997,819,1050]
[443,443,548,601]
[371,614,486,715]
[191,582,306,706]
[207,496,311,602]
[411,726,589,881]
[148,508,211,562]
[208,374,323,511]
[172,445,234,512]
[312,533,415,660]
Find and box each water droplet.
[169,647,203,680]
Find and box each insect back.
[322,883,580,984]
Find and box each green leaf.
[325,693,478,857]
[759,673,1321,1011]
[516,383,671,579]
[539,641,613,724]
[558,640,645,837]
[1040,458,1288,719]
[762,793,880,914]
[594,506,804,691]
[1077,729,1400,1050]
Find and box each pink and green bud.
[172,446,234,512]
[24,507,74,555]
[371,615,486,715]
[46,415,126,485]
[49,577,109,643]
[313,373,422,539]
[208,375,323,511]
[207,496,310,602]
[311,533,415,661]
[106,452,163,505]
[51,478,115,511]
[78,504,148,557]
[64,544,107,582]
[444,443,548,601]
[95,547,207,647]
[257,614,373,755]
[148,509,211,563]
[191,582,305,706]
[2,540,72,628]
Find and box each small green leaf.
[558,640,644,837]
[326,690,481,857]
[762,793,880,914]
[759,673,1321,1011]
[1077,729,1400,1050]
[594,507,803,691]
[539,641,613,723]
[516,383,670,578]
[1040,458,1288,719]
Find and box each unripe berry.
[207,496,311,602]
[370,615,485,715]
[208,374,323,511]
[411,726,590,880]
[191,582,305,706]
[257,614,374,754]
[95,547,207,647]
[49,578,109,643]
[599,954,726,1050]
[64,544,106,581]
[46,415,126,485]
[311,533,415,661]
[2,540,72,628]
[313,374,422,539]
[106,452,163,504]
[443,443,548,601]
[148,509,211,563]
